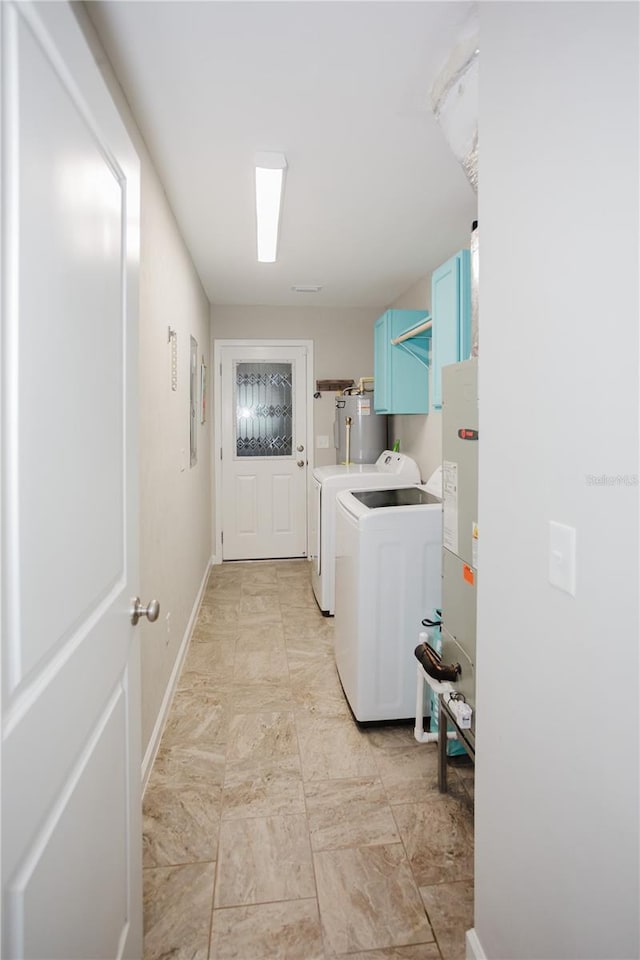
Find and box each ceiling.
[87,1,478,308]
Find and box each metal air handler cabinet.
[441,358,478,721]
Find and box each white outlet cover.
[548,521,576,596]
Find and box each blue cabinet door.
[374,310,429,414]
[431,250,471,410]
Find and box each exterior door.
[220,344,308,560]
[1,3,143,958]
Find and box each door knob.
[131,597,160,626]
[297,459,305,467]
[297,443,304,452]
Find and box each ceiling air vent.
[291,285,322,294]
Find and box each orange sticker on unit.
[463,564,475,585]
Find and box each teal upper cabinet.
[431,250,471,410]
[374,310,430,414]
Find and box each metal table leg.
[438,694,448,793]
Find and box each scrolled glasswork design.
[235,362,293,457]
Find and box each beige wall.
[77,7,213,766]
[211,305,382,469]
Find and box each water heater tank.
[334,394,388,464]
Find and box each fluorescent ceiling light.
[255,152,287,263]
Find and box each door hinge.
[221,531,224,544]
[220,447,223,460]
[220,362,222,376]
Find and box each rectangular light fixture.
[255,151,287,263]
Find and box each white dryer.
[310,451,420,615]
[334,475,442,722]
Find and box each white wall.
[77,7,213,762]
[474,4,639,958]
[211,305,382,469]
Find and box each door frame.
[212,338,314,564]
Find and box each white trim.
[140,559,211,792]
[466,928,488,960]
[212,338,314,564]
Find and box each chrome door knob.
[297,443,304,452]
[130,597,160,626]
[297,459,305,467]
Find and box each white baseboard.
[141,559,212,792]
[210,552,221,566]
[466,928,488,960]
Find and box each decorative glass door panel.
[235,362,293,457]
[220,344,308,560]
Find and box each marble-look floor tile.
[179,640,237,688]
[279,606,326,628]
[210,898,324,960]
[241,580,280,598]
[420,879,474,960]
[296,715,377,781]
[293,691,352,720]
[363,723,420,752]
[290,671,348,710]
[225,712,298,765]
[314,844,434,955]
[144,862,215,960]
[304,777,400,851]
[284,632,334,659]
[192,620,240,643]
[238,594,282,618]
[143,782,222,867]
[198,601,242,625]
[287,649,339,689]
[450,760,475,803]
[222,762,305,820]
[275,559,312,578]
[372,743,441,805]
[277,582,318,608]
[392,799,474,887]
[283,619,335,644]
[236,621,286,646]
[237,563,279,585]
[161,689,231,747]
[149,742,226,790]
[237,610,284,628]
[208,562,243,579]
[203,580,244,600]
[288,655,351,718]
[228,680,294,714]
[232,642,289,683]
[215,814,315,908]
[326,946,441,960]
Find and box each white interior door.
[220,344,308,560]
[1,3,143,957]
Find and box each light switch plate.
[548,521,576,596]
[316,435,329,449]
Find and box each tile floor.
[143,560,474,960]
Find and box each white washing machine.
[310,451,421,615]
[334,473,442,722]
